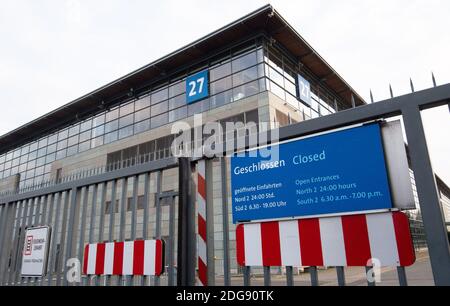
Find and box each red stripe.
[261,222,282,266]
[298,218,323,266]
[198,214,207,241]
[198,258,207,286]
[83,244,89,275]
[155,240,163,276]
[198,174,206,200]
[342,214,372,266]
[113,242,124,275]
[392,212,416,266]
[236,224,245,266]
[95,243,105,275]
[133,240,145,275]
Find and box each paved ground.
[215,250,434,286]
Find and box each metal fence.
[0,84,450,286]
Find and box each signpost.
[231,123,410,223]
[21,226,51,277]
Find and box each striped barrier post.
[197,160,208,286]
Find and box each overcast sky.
[0,0,449,182]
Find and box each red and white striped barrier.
[236,212,415,267]
[83,239,164,276]
[197,160,208,286]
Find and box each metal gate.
[0,84,450,286]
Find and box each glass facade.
[0,37,347,189]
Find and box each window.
[169,81,185,97]
[119,114,134,128]
[210,62,231,82]
[135,96,151,111]
[134,120,150,134]
[150,113,168,129]
[68,124,80,137]
[93,114,105,127]
[91,136,104,148]
[92,125,105,138]
[105,120,118,133]
[67,135,78,147]
[151,101,168,116]
[232,66,258,87]
[104,131,118,144]
[210,76,232,95]
[210,90,233,109]
[80,119,92,132]
[58,129,69,141]
[151,88,168,105]
[188,99,209,117]
[232,51,257,72]
[119,126,134,139]
[135,108,150,122]
[120,102,134,116]
[169,106,187,122]
[169,94,186,110]
[105,108,119,122]
[233,80,259,101]
[79,130,91,143]
[79,140,91,152]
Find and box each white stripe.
[319,217,347,266]
[104,242,115,275]
[198,238,207,264]
[122,241,134,275]
[87,244,97,275]
[279,220,302,267]
[144,240,156,276]
[197,196,206,219]
[197,160,206,177]
[244,223,263,266]
[366,213,400,266]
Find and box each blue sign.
[186,70,209,104]
[231,124,393,223]
[297,75,311,106]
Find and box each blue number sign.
[297,75,311,106]
[186,70,209,104]
[231,123,393,223]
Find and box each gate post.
[177,158,196,286]
[402,105,450,285]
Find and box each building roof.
[0,4,366,155]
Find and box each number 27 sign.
[186,70,209,104]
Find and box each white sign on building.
[21,226,51,277]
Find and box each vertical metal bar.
[402,106,450,285]
[30,197,43,286]
[0,203,9,284]
[263,266,271,286]
[141,173,150,286]
[56,191,70,286]
[106,180,117,286]
[309,267,319,286]
[0,203,14,285]
[397,267,408,286]
[36,196,49,286]
[154,171,162,286]
[286,266,294,286]
[129,176,138,287]
[168,195,176,286]
[243,266,251,286]
[118,177,128,286]
[177,158,196,286]
[87,184,98,286]
[77,187,89,286]
[42,194,54,285]
[24,198,36,286]
[8,201,24,286]
[47,192,62,286]
[336,266,346,286]
[63,188,79,286]
[97,183,106,286]
[220,157,231,286]
[18,200,32,286]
